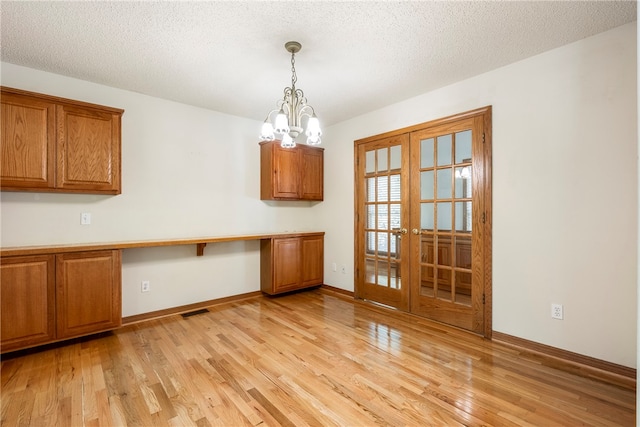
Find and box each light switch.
[81,212,91,225]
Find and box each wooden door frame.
[354,106,492,338]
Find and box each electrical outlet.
[551,303,563,320]
[80,212,91,225]
[141,280,150,293]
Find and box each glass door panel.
[437,134,452,165]
[416,129,470,305]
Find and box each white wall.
[320,22,638,368]
[0,63,321,316]
[1,22,636,368]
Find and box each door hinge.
[482,132,485,143]
[483,293,485,304]
[482,212,486,224]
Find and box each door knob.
[412,228,419,235]
[399,228,408,234]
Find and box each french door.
[355,134,411,311]
[355,107,491,336]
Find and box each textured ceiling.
[0,1,636,126]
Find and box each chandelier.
[259,41,322,148]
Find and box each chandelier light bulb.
[281,133,296,148]
[274,109,290,135]
[260,121,275,141]
[307,135,322,145]
[305,115,322,145]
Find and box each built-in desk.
[0,231,324,257]
[1,232,324,353]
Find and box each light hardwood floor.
[1,288,635,426]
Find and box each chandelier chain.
[290,51,297,89]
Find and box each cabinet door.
[272,145,301,199]
[1,255,55,352]
[56,250,122,339]
[1,92,56,190]
[300,147,323,200]
[301,235,324,287]
[56,104,121,194]
[273,238,302,293]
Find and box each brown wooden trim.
[320,284,355,298]
[353,142,360,301]
[354,106,492,146]
[0,232,325,257]
[122,291,263,325]
[1,86,124,114]
[0,185,122,195]
[492,331,636,388]
[482,107,493,339]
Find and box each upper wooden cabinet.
[1,87,123,194]
[260,140,323,201]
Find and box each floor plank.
[1,288,635,426]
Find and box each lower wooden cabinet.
[56,251,122,339]
[0,255,56,351]
[260,234,324,295]
[1,250,122,353]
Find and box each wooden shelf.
[0,232,325,257]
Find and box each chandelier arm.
[278,100,291,116]
[293,88,306,103]
[297,104,316,119]
[264,108,281,122]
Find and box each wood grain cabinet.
[260,234,324,295]
[1,87,123,194]
[1,250,122,353]
[260,140,323,201]
[55,250,122,339]
[0,255,56,352]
